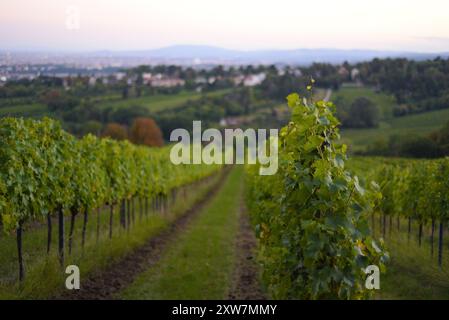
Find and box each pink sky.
[1,0,449,52]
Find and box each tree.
[81,121,103,136]
[40,90,79,113]
[109,106,150,125]
[129,117,164,147]
[120,80,129,99]
[102,123,128,141]
[429,121,449,155]
[347,97,380,128]
[398,135,442,158]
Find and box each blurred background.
[1,0,449,156]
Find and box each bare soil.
[228,202,267,300]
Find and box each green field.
[0,103,48,117]
[97,89,231,113]
[332,87,449,152]
[0,89,231,118]
[334,86,397,120]
[341,108,449,152]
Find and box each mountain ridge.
[2,45,449,65]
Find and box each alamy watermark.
[169,121,279,175]
[364,265,380,290]
[65,265,80,290]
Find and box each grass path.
[120,166,244,299]
[372,214,449,299]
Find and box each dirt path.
[228,201,267,300]
[57,169,230,300]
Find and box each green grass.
[0,103,48,117]
[371,214,449,299]
[347,157,449,299]
[0,173,221,299]
[121,166,244,299]
[97,89,231,113]
[334,86,397,120]
[0,89,231,118]
[341,108,449,152]
[330,87,449,152]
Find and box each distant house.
[219,118,227,126]
[142,73,153,85]
[277,68,286,76]
[114,72,126,81]
[150,77,185,88]
[293,69,302,77]
[232,75,245,86]
[88,76,98,87]
[62,77,70,90]
[351,68,360,81]
[219,117,239,127]
[194,76,207,84]
[243,73,266,87]
[208,76,216,84]
[338,66,349,77]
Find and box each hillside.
[334,87,449,152]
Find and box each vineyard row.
[0,117,222,281]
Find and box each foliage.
[337,97,380,128]
[40,90,80,113]
[129,117,164,147]
[0,117,221,232]
[348,157,449,224]
[102,122,128,141]
[363,134,443,158]
[246,93,387,299]
[357,57,449,115]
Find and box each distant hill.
[2,45,449,66]
[105,45,449,65]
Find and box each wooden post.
[81,207,88,250]
[17,221,24,281]
[109,204,114,239]
[96,207,100,243]
[438,221,444,268]
[408,216,412,243]
[58,207,64,267]
[68,208,77,255]
[126,199,131,230]
[430,219,435,257]
[47,214,52,254]
[418,223,423,247]
[145,197,148,217]
[120,199,126,229]
[139,198,143,220]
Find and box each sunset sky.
[1,0,449,52]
